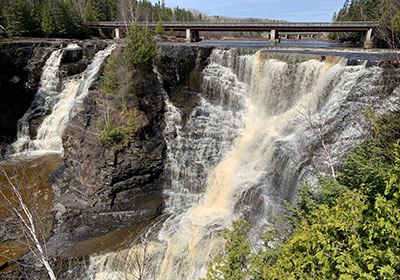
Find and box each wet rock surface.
[0,39,111,144]
[0,41,55,143]
[44,45,214,258]
[155,45,213,125]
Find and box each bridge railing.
[88,21,379,28]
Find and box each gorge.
[0,40,399,279]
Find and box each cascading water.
[12,49,63,153]
[87,48,386,280]
[13,44,116,155]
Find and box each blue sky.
[150,0,345,22]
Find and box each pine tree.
[85,2,98,23]
[155,20,165,34]
[6,0,38,36]
[124,23,157,67]
[40,1,55,36]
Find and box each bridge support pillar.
[98,28,106,38]
[192,30,200,42]
[186,29,201,43]
[113,27,120,39]
[362,28,373,48]
[186,29,191,42]
[269,29,280,43]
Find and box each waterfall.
[13,49,63,153]
[87,49,384,280]
[13,44,116,156]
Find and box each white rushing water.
[87,48,386,280]
[13,44,116,156]
[12,49,63,154]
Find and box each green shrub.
[102,53,123,96]
[202,218,252,280]
[205,109,400,279]
[121,108,138,137]
[98,117,123,147]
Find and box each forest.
[0,0,198,37]
[332,0,400,44]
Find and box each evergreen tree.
[40,1,55,36]
[203,219,252,280]
[155,20,165,34]
[63,0,84,36]
[6,0,38,36]
[204,109,400,279]
[124,23,157,67]
[1,0,197,38]
[85,2,98,23]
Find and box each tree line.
[0,0,199,37]
[332,0,400,45]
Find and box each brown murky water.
[0,153,63,272]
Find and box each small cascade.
[13,49,63,153]
[13,44,116,155]
[87,48,385,280]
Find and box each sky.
[149,0,345,22]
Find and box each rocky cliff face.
[0,41,55,143]
[46,45,213,257]
[155,45,213,123]
[0,39,111,145]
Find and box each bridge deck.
[89,21,379,32]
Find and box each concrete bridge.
[88,21,379,48]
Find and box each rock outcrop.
[0,41,55,143]
[0,40,214,262]
[0,39,111,144]
[155,45,213,124]
[46,44,214,257]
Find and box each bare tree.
[377,0,400,64]
[100,240,156,280]
[0,151,57,279]
[298,107,337,180]
[122,242,154,280]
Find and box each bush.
[205,109,400,279]
[102,54,122,96]
[102,49,136,98]
[121,108,138,137]
[98,117,123,147]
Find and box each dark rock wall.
[0,40,111,145]
[46,45,213,256]
[59,45,213,213]
[154,45,213,124]
[60,67,165,213]
[0,42,56,143]
[0,41,213,257]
